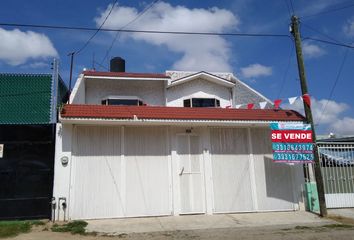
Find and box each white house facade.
[53,58,306,220]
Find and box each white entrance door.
[177,134,205,214]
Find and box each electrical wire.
[94,60,109,71]
[100,0,160,65]
[301,22,342,44]
[289,0,295,14]
[316,46,350,126]
[302,2,354,19]
[76,0,118,54]
[302,37,354,49]
[284,0,292,18]
[277,43,294,99]
[0,22,291,38]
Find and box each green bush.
[51,220,88,235]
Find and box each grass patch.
[294,226,311,230]
[28,220,46,226]
[0,221,31,238]
[280,228,292,231]
[51,220,88,235]
[322,224,354,229]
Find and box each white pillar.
[202,127,214,215]
[247,127,259,211]
[170,127,180,215]
[53,123,73,221]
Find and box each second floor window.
[183,98,220,108]
[101,97,143,106]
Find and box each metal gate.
[0,124,55,220]
[318,142,354,208]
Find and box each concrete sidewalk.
[86,211,335,235]
[328,208,354,220]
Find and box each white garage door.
[70,126,171,220]
[210,127,297,213]
[124,127,171,217]
[210,128,254,213]
[71,126,124,219]
[250,128,296,211]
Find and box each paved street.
[5,210,354,240]
[5,223,354,240]
[86,211,334,235]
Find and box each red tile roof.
[61,105,305,122]
[83,71,169,79]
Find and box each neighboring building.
[0,66,68,220]
[53,58,306,220]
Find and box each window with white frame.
[183,98,220,108]
[101,96,144,106]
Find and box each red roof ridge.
[82,71,169,79]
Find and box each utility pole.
[290,15,327,217]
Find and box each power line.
[301,22,341,44]
[284,0,292,18]
[0,22,291,38]
[289,0,295,14]
[93,60,109,71]
[316,47,350,127]
[76,0,118,54]
[277,43,294,99]
[302,37,354,49]
[100,0,160,65]
[302,2,354,19]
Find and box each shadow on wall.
[249,128,297,204]
[263,156,295,203]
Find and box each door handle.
[179,167,184,176]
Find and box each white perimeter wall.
[85,78,166,106]
[167,79,233,107]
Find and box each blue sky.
[0,0,353,136]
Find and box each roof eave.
[59,116,304,127]
[84,75,169,81]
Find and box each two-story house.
[53,57,306,220]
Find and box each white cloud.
[331,117,354,135]
[94,2,239,71]
[343,17,354,37]
[302,42,326,58]
[240,63,272,78]
[284,98,348,124]
[0,28,58,66]
[27,62,50,69]
[283,98,354,135]
[298,1,339,17]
